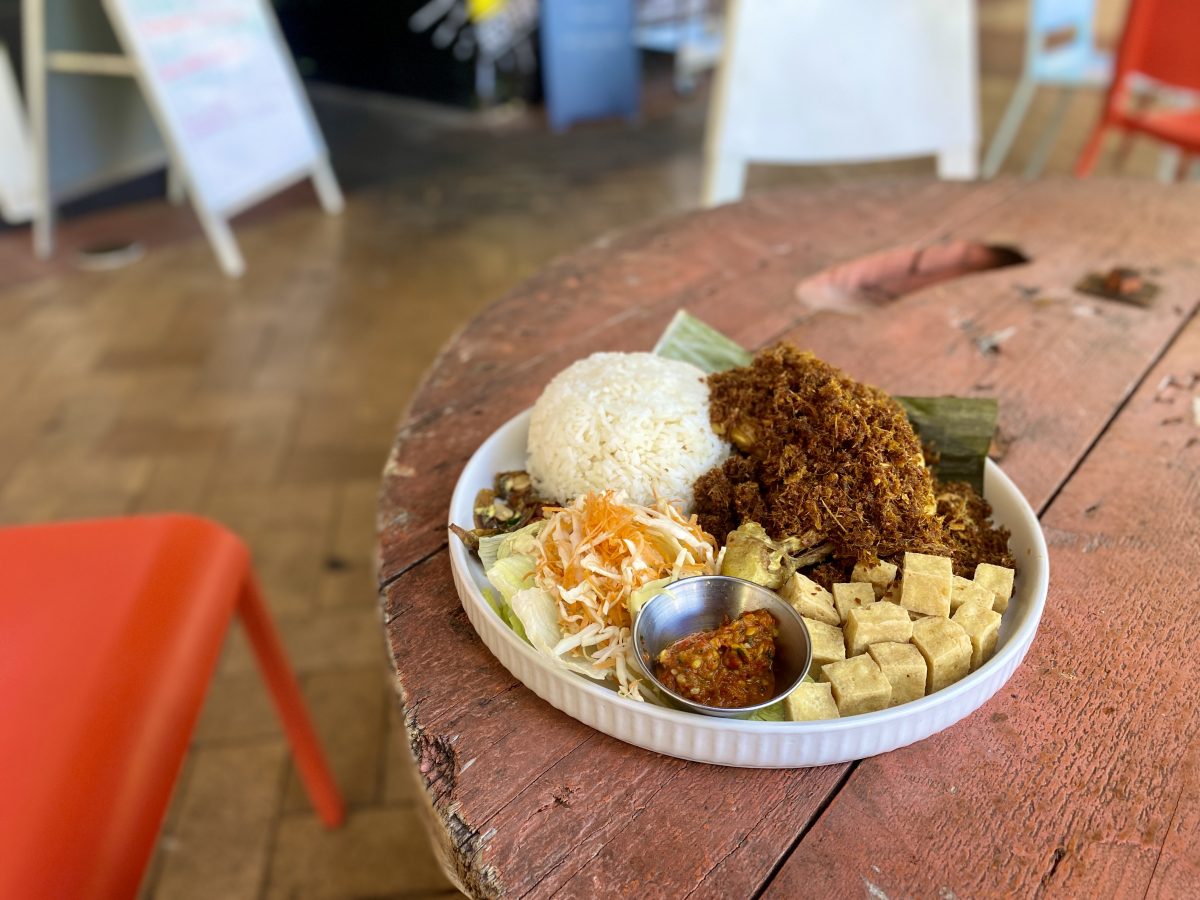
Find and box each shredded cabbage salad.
[484,490,717,699]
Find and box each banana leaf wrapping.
[654,311,996,493]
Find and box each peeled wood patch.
[795,240,1028,311]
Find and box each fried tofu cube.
[867,641,927,707]
[832,582,876,624]
[844,602,913,656]
[781,573,840,626]
[899,552,953,618]
[850,560,899,599]
[911,617,972,693]
[784,681,840,721]
[951,575,995,612]
[802,617,846,674]
[952,599,1002,670]
[974,563,1015,613]
[819,655,892,716]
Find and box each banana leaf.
[894,396,996,493]
[655,311,996,492]
[652,310,753,371]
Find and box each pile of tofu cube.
[778,553,1015,720]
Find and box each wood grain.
[377,180,1200,897]
[764,312,1200,899]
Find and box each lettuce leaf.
[478,520,544,571]
[482,587,529,643]
[485,554,536,603]
[628,576,676,620]
[509,587,607,681]
[747,699,788,721]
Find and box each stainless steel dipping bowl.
[632,575,812,718]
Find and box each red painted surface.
[378,179,1200,897]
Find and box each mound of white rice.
[527,352,730,509]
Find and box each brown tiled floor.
[0,1,1180,897]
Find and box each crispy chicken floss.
[695,344,946,564]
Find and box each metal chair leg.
[1024,87,1075,179]
[983,77,1038,179]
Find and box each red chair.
[1075,0,1200,177]
[0,515,344,900]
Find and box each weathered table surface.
[378,179,1200,899]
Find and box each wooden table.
[378,179,1200,898]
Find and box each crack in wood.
[1141,765,1192,900]
[1039,846,1067,891]
[751,761,859,899]
[378,542,448,599]
[406,704,504,898]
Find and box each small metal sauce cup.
[632,575,812,718]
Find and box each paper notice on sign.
[106,0,322,215]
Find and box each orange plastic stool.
[0,515,344,900]
[1075,0,1200,176]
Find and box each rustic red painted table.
[378,180,1200,898]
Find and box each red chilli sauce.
[655,609,778,708]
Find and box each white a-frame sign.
[98,0,342,276]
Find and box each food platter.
[448,408,1050,768]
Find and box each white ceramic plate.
[448,409,1049,767]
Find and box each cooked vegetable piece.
[452,470,551,554]
[911,617,972,693]
[475,471,546,532]
[850,560,898,599]
[844,602,914,657]
[952,599,1003,670]
[655,609,778,709]
[950,575,995,613]
[900,552,954,618]
[867,642,928,707]
[974,563,1016,613]
[720,522,795,589]
[801,616,846,675]
[819,655,892,716]
[784,681,841,721]
[781,572,840,626]
[832,582,876,625]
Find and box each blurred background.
[0,0,1194,898]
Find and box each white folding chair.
[702,0,979,207]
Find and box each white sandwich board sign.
[100,0,342,276]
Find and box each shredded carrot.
[533,491,718,697]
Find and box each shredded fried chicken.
[695,344,947,564]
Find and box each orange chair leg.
[238,574,345,828]
[1175,153,1194,183]
[1075,122,1110,177]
